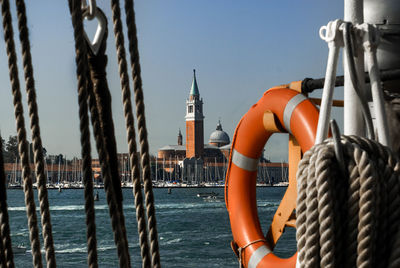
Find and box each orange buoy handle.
[225,88,319,268]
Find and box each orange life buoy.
[225,88,319,268]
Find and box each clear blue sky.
[0,1,345,161]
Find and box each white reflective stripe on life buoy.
[248,245,271,268]
[283,94,307,134]
[231,149,259,172]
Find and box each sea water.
[8,187,296,267]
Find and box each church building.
[157,70,231,183]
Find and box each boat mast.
[13,157,16,185]
[214,157,217,182]
[58,158,60,185]
[175,155,177,181]
[155,156,158,182]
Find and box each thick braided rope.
[67,1,98,267]
[109,0,152,266]
[296,136,400,267]
[304,151,320,268]
[349,138,381,267]
[85,39,131,267]
[0,1,42,267]
[353,147,376,268]
[331,144,348,267]
[374,152,388,267]
[15,1,57,266]
[124,1,161,266]
[0,137,14,268]
[296,146,315,265]
[315,147,335,268]
[344,136,400,267]
[344,143,360,268]
[388,159,400,268]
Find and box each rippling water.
[7,187,296,267]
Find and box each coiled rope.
[296,135,400,268]
[0,0,43,267]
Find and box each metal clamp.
[315,20,344,145]
[319,19,344,45]
[82,7,107,55]
[357,23,391,147]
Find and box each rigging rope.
[109,0,152,266]
[85,9,131,266]
[123,1,161,266]
[67,1,99,267]
[69,1,133,267]
[0,136,14,268]
[0,0,43,266]
[1,1,160,266]
[15,1,57,266]
[296,135,400,268]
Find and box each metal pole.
[344,0,365,136]
[315,34,341,143]
[362,24,391,146]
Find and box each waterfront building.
[156,69,288,184]
[1,70,289,187]
[157,70,231,183]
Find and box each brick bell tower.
[185,69,204,158]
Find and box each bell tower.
[185,69,204,158]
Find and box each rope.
[86,77,131,268]
[124,1,161,266]
[0,136,14,268]
[0,234,4,268]
[304,151,320,267]
[85,12,131,266]
[15,1,57,266]
[0,0,43,267]
[109,0,152,267]
[296,135,400,268]
[67,1,98,267]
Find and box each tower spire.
[185,69,204,158]
[190,69,200,97]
